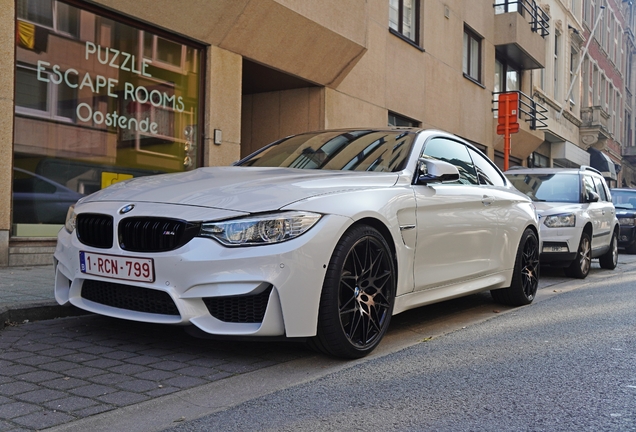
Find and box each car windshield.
[611,190,636,209]
[236,130,416,172]
[506,172,581,203]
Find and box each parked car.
[55,128,540,359]
[13,167,84,224]
[610,188,636,253]
[505,166,619,279]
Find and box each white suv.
[505,166,619,279]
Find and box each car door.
[592,175,616,249]
[413,137,499,291]
[583,174,610,252]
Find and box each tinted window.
[468,147,505,186]
[239,131,416,172]
[422,138,478,185]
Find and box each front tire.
[564,232,591,279]
[599,230,618,270]
[310,225,396,359]
[491,228,539,306]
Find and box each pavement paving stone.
[73,403,114,418]
[64,366,109,379]
[125,355,163,366]
[0,381,39,396]
[101,350,141,361]
[45,377,90,390]
[96,391,150,406]
[163,375,207,389]
[145,386,180,398]
[115,378,159,392]
[11,411,74,430]
[0,365,37,377]
[60,352,100,363]
[39,360,79,372]
[87,372,132,385]
[0,402,41,419]
[69,384,117,398]
[38,347,77,357]
[152,360,189,371]
[133,369,178,381]
[14,355,56,367]
[44,395,99,413]
[14,389,68,404]
[82,358,124,369]
[16,370,65,383]
[107,363,151,375]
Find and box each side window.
[422,138,478,185]
[592,176,609,201]
[583,175,598,201]
[467,147,506,186]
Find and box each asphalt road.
[164,262,636,432]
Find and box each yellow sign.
[101,172,133,189]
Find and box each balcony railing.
[492,90,548,130]
[494,0,550,37]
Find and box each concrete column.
[0,2,15,266]
[203,45,242,167]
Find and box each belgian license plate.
[80,251,154,283]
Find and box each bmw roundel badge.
[119,204,135,214]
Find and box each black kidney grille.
[119,217,200,252]
[82,279,180,316]
[77,214,114,249]
[203,286,273,323]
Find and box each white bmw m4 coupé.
[55,128,540,358]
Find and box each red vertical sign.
[496,92,520,171]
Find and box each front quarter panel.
[284,183,417,296]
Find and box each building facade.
[0,0,632,266]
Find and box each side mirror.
[586,190,600,203]
[416,158,460,185]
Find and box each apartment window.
[389,0,420,45]
[570,46,578,105]
[388,112,419,127]
[554,33,560,100]
[494,0,519,14]
[463,27,482,83]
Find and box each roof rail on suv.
[579,166,602,176]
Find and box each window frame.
[463,26,482,84]
[388,0,422,48]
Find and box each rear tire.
[564,232,591,279]
[491,228,539,306]
[599,230,618,270]
[309,225,396,359]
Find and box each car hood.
[615,208,636,216]
[533,202,582,214]
[81,167,400,213]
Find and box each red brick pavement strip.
[0,314,308,431]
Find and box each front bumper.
[538,226,578,265]
[54,213,349,338]
[618,225,636,250]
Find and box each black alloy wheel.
[491,228,539,306]
[310,225,396,359]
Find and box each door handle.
[482,195,495,206]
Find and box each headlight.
[543,213,576,228]
[619,217,636,226]
[64,205,77,233]
[200,211,322,246]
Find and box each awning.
[588,148,617,180]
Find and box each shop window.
[13,0,204,237]
[389,0,420,45]
[463,27,482,84]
